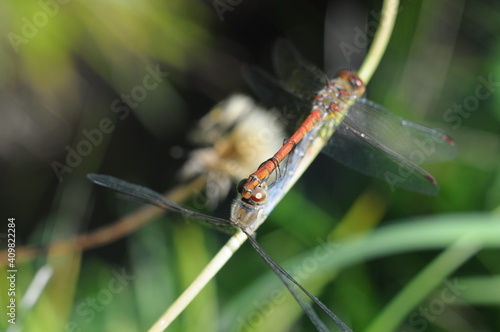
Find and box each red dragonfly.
[88,40,456,332]
[239,39,456,205]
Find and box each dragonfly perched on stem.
[88,40,456,331]
[239,39,456,203]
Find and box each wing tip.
[87,173,101,184]
[442,134,456,146]
[87,173,114,188]
[423,173,441,196]
[424,173,437,185]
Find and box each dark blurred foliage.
[1,0,500,331]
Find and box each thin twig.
[0,175,207,266]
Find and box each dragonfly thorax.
[239,71,366,203]
[313,71,366,116]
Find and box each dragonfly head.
[237,178,268,205]
[337,71,365,97]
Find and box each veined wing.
[242,64,310,112]
[344,99,456,162]
[242,64,313,131]
[89,173,352,331]
[245,234,352,332]
[87,173,235,229]
[322,99,457,195]
[272,39,329,99]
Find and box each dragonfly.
[239,39,457,203]
[88,40,456,332]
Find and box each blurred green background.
[1,0,499,331]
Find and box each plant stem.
[358,0,399,84]
[151,0,399,330]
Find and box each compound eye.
[336,70,365,95]
[237,178,247,195]
[250,187,268,205]
[351,75,364,90]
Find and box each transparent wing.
[246,234,352,332]
[272,39,329,98]
[242,64,310,112]
[344,99,457,162]
[90,173,353,331]
[242,64,313,131]
[87,173,235,228]
[322,99,457,195]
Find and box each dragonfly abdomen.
[240,109,323,201]
[240,71,366,204]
